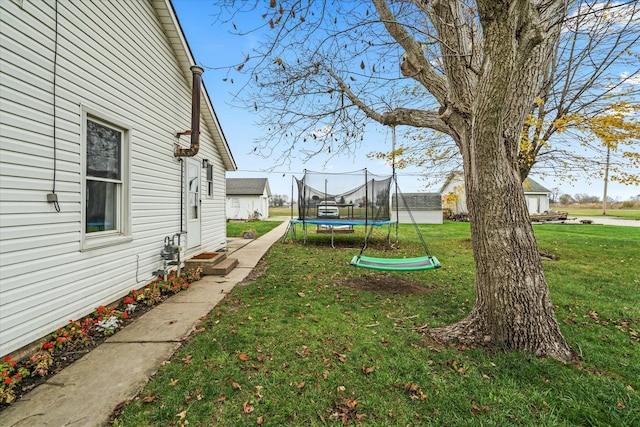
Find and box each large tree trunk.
[430,150,575,361]
[430,0,574,362]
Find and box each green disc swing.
[350,126,441,272]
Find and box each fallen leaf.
[176,410,187,419]
[362,364,376,375]
[182,354,193,365]
[257,415,264,424]
[243,400,254,414]
[170,378,178,386]
[213,396,227,403]
[254,386,264,401]
[322,371,329,380]
[617,401,625,410]
[232,382,242,391]
[238,353,250,361]
[297,381,306,389]
[142,395,156,403]
[298,292,306,297]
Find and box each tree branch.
[371,0,448,105]
[322,64,452,135]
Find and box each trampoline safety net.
[295,169,393,221]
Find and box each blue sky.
[171,0,639,201]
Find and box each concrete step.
[206,257,239,275]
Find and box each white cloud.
[620,71,640,86]
[564,1,638,32]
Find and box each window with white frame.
[206,164,213,198]
[83,109,131,249]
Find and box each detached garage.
[392,193,443,224]
[226,178,271,220]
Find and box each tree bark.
[429,0,575,362]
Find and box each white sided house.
[226,178,271,220]
[440,172,551,215]
[0,0,237,357]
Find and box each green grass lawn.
[115,222,639,426]
[226,220,284,239]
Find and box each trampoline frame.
[285,218,397,248]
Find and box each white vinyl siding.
[225,194,270,220]
[0,0,232,357]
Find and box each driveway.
[570,216,640,227]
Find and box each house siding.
[226,193,270,220]
[391,193,443,224]
[440,173,551,215]
[0,0,231,356]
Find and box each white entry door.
[186,159,201,249]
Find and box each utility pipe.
[175,65,204,157]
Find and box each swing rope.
[351,125,440,271]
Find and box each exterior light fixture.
[202,159,209,168]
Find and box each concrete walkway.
[0,221,289,427]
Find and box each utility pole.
[603,146,610,216]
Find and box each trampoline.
[286,218,397,247]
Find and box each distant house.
[392,193,443,224]
[226,178,272,220]
[440,172,551,215]
[0,0,236,357]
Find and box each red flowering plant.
[1,267,203,406]
[50,318,94,349]
[0,357,31,404]
[158,273,191,295]
[181,266,202,283]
